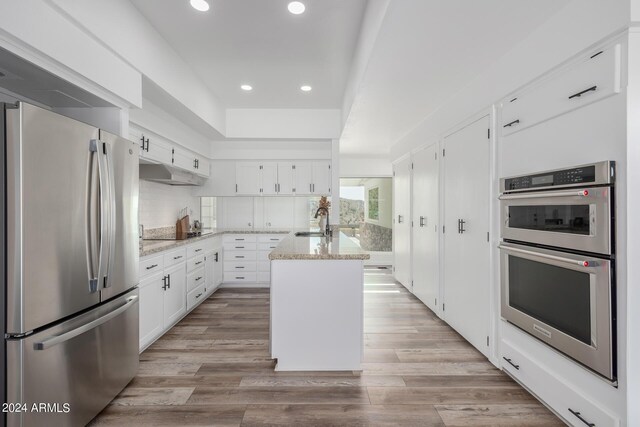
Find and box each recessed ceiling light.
[300,85,312,92]
[240,84,253,91]
[288,1,306,15]
[190,0,210,12]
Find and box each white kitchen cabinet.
[196,160,236,197]
[172,146,197,172]
[501,43,620,136]
[138,271,165,349]
[133,130,174,166]
[195,155,210,177]
[393,156,412,289]
[442,115,490,356]
[222,197,254,228]
[262,162,278,195]
[293,161,313,195]
[236,162,262,195]
[163,262,187,328]
[311,161,331,195]
[411,144,439,313]
[277,162,295,194]
[263,197,294,228]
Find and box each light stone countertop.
[268,232,370,261]
[139,228,291,257]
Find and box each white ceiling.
[130,0,367,109]
[340,0,570,156]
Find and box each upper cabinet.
[294,161,331,195]
[234,160,331,196]
[130,124,210,178]
[500,43,621,136]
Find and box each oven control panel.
[504,165,597,191]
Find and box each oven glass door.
[500,242,614,380]
[500,186,612,254]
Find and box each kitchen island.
[269,232,370,371]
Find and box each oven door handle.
[498,189,590,200]
[498,244,598,268]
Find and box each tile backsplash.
[139,180,200,229]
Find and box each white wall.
[340,156,393,177]
[139,180,200,229]
[390,0,630,159]
[226,109,342,139]
[625,28,640,427]
[49,0,226,135]
[0,0,141,108]
[210,140,332,160]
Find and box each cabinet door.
[173,147,196,172]
[222,197,254,228]
[442,115,490,356]
[393,157,412,289]
[236,162,262,195]
[205,251,214,288]
[411,145,439,313]
[139,272,165,350]
[213,247,224,287]
[312,161,331,194]
[163,263,186,328]
[277,162,295,195]
[262,162,278,195]
[294,161,313,195]
[195,156,210,178]
[264,197,294,228]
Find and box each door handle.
[502,357,520,370]
[146,264,158,270]
[91,139,111,290]
[499,189,590,200]
[162,275,168,290]
[103,140,117,288]
[498,244,598,267]
[568,408,595,427]
[568,85,597,100]
[214,252,219,262]
[459,219,466,234]
[34,296,138,350]
[398,215,404,224]
[419,216,426,227]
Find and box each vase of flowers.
[317,196,331,231]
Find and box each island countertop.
[268,231,370,261]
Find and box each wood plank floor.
[90,270,563,426]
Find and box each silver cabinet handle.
[34,296,138,350]
[498,244,598,267]
[498,189,590,200]
[397,215,404,224]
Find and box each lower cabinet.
[138,272,165,348]
[163,262,187,326]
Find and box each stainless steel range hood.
[139,164,205,186]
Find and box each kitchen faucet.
[314,207,331,236]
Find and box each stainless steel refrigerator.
[1,102,140,426]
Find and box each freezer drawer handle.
[33,296,138,351]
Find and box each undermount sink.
[295,231,326,237]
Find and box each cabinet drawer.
[226,251,257,261]
[258,261,271,272]
[140,255,164,277]
[225,261,257,272]
[223,234,257,243]
[223,242,257,251]
[187,241,208,258]
[258,242,279,251]
[257,250,271,262]
[501,340,619,427]
[257,272,270,283]
[501,44,621,136]
[187,283,206,311]
[258,235,286,243]
[187,267,206,293]
[164,248,187,267]
[224,272,257,283]
[187,254,206,273]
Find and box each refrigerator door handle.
[93,139,110,290]
[103,140,117,288]
[33,295,138,350]
[87,141,100,293]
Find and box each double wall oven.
[499,161,616,381]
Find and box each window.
[339,178,392,252]
[200,197,217,229]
